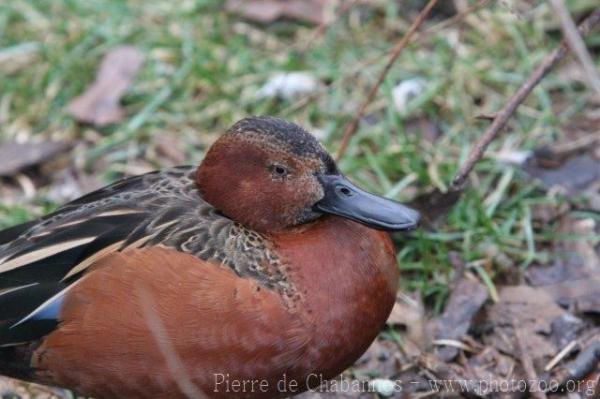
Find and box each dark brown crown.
[227,116,338,174]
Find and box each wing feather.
[0,166,203,345]
[0,220,39,246]
[0,237,97,274]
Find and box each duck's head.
[197,116,420,234]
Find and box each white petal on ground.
[369,378,397,397]
[492,149,533,165]
[256,72,319,100]
[392,78,426,114]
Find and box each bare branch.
[282,0,490,118]
[335,0,439,160]
[450,7,600,191]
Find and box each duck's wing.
[0,221,39,247]
[0,165,214,345]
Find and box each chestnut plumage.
[0,116,419,398]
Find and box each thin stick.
[450,7,600,191]
[550,0,600,97]
[335,0,439,160]
[515,326,549,399]
[282,0,490,118]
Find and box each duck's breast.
[272,216,399,382]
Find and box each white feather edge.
[0,237,97,274]
[9,283,78,328]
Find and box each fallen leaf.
[483,285,582,364]
[527,264,600,316]
[549,313,586,350]
[523,154,600,193]
[0,141,71,177]
[527,217,600,315]
[68,46,144,126]
[428,277,488,361]
[523,153,600,212]
[225,0,327,25]
[520,115,600,213]
[408,189,462,227]
[525,257,588,289]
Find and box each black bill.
[315,174,420,232]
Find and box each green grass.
[1,0,599,310]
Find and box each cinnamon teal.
[0,116,420,398]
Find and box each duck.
[0,116,420,398]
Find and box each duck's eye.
[269,164,289,178]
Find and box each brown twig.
[515,326,549,399]
[335,0,439,160]
[550,0,600,97]
[282,0,490,118]
[450,7,600,191]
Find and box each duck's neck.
[270,216,398,378]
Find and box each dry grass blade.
[335,0,439,160]
[450,7,600,191]
[545,340,578,372]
